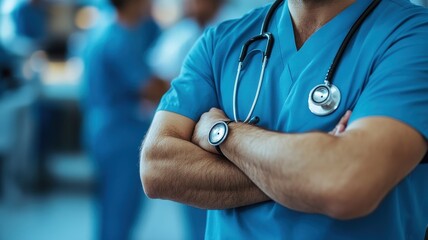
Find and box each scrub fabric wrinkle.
[158,0,428,239]
[83,17,160,240]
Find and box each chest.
[212,34,378,133]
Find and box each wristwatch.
[208,120,232,156]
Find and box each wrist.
[218,121,241,158]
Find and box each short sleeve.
[351,15,428,140]
[157,28,220,121]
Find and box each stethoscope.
[232,0,381,123]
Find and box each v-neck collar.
[272,0,373,81]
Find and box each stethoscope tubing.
[232,0,382,121]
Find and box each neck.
[288,0,355,49]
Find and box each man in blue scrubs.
[83,0,160,239]
[141,0,428,239]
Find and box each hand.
[329,110,352,136]
[192,108,230,154]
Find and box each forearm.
[222,125,333,213]
[141,135,270,209]
[221,122,396,219]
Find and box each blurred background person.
[148,0,226,239]
[11,0,47,43]
[8,0,48,56]
[149,0,226,85]
[81,0,161,239]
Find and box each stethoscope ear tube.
[239,33,275,62]
[233,1,282,123]
[234,33,274,123]
[264,33,274,59]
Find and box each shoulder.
[142,17,161,33]
[363,0,428,65]
[374,0,428,33]
[388,0,428,11]
[85,23,117,58]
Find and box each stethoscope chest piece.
[308,83,341,116]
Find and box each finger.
[339,110,352,125]
[335,124,345,135]
[210,107,223,113]
[329,111,352,135]
[344,110,352,119]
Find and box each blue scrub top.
[158,0,428,239]
[83,18,160,155]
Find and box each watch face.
[209,122,228,146]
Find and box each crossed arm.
[140,111,270,209]
[140,109,427,219]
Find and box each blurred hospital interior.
[0,0,426,240]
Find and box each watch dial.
[210,123,226,144]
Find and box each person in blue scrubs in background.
[148,0,226,239]
[82,0,160,239]
[140,0,428,239]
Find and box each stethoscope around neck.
[232,0,381,123]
